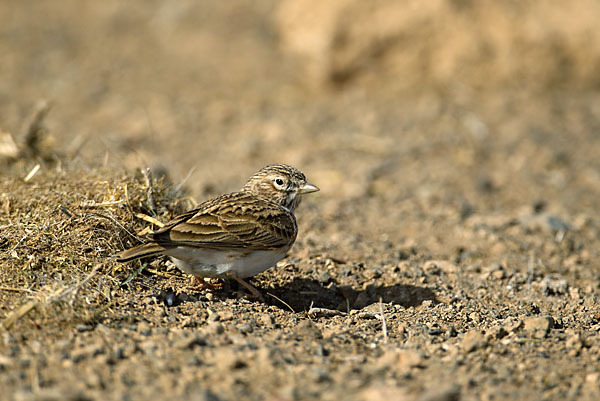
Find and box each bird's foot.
[188,276,223,292]
[230,276,264,301]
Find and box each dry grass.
[0,164,191,333]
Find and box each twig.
[266,292,295,313]
[80,200,125,208]
[175,166,197,192]
[379,298,388,343]
[23,164,40,182]
[85,212,139,241]
[2,265,101,329]
[307,307,348,318]
[1,301,38,329]
[145,267,173,278]
[50,264,101,301]
[0,286,36,294]
[142,168,157,216]
[23,100,51,153]
[121,263,146,286]
[58,205,74,218]
[136,213,164,227]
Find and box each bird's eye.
[274,178,284,186]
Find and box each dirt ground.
[2,2,600,401]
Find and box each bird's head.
[242,164,319,212]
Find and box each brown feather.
[147,192,297,251]
[116,243,167,262]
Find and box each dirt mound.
[276,0,600,89]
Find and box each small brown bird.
[117,164,319,297]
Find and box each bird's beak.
[298,182,320,194]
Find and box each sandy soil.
[1,2,600,401]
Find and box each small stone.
[424,260,459,274]
[586,372,600,385]
[468,312,481,323]
[0,355,14,369]
[565,331,584,351]
[175,334,207,350]
[259,313,274,327]
[137,322,151,336]
[237,322,253,334]
[421,300,433,309]
[492,269,506,280]
[181,317,197,328]
[420,385,460,401]
[189,389,222,401]
[507,319,523,333]
[462,330,487,353]
[219,311,234,321]
[376,349,424,373]
[308,367,330,383]
[295,319,322,340]
[523,316,554,338]
[446,326,458,338]
[569,287,581,299]
[70,345,103,363]
[427,323,443,336]
[208,322,225,335]
[219,349,248,370]
[75,324,92,332]
[207,308,220,321]
[486,325,509,340]
[541,274,568,295]
[139,340,158,355]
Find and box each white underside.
[165,246,290,279]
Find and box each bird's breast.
[165,246,290,279]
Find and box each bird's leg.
[230,276,263,300]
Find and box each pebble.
[219,310,235,321]
[175,334,208,350]
[75,324,92,332]
[376,349,424,372]
[541,274,568,295]
[207,322,225,335]
[565,331,584,354]
[137,322,151,336]
[259,313,274,327]
[423,260,459,274]
[70,344,104,363]
[295,320,323,340]
[468,312,481,323]
[139,340,158,355]
[207,308,220,322]
[421,300,433,309]
[462,330,487,353]
[523,316,554,338]
[237,322,253,334]
[486,325,509,340]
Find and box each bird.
[116,164,319,298]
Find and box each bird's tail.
[116,243,166,262]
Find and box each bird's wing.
[150,192,297,250]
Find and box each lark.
[117,164,319,298]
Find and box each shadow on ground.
[264,278,439,312]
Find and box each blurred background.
[1,0,600,227]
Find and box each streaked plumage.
[117,164,319,296]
